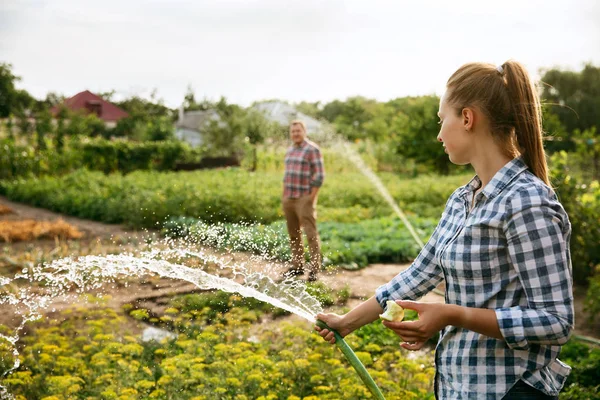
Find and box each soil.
[1,195,598,341]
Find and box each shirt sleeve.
[309,147,325,188]
[375,219,444,308]
[496,192,574,350]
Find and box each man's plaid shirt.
[283,139,324,198]
[376,157,574,399]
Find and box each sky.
[1,0,599,108]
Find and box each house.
[174,101,324,148]
[174,106,240,169]
[174,106,220,148]
[51,90,128,128]
[253,101,323,135]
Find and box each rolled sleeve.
[375,223,444,308]
[498,195,574,350]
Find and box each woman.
[315,60,574,399]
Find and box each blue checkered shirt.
[376,157,574,399]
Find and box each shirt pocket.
[446,218,505,280]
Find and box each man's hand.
[310,187,319,204]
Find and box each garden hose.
[316,320,386,400]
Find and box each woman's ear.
[462,107,475,132]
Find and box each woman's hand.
[314,312,351,344]
[383,300,452,351]
[314,296,385,345]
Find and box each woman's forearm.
[446,304,503,340]
[341,296,384,335]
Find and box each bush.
[79,138,194,173]
[0,168,464,229]
[0,138,203,179]
[550,152,600,284]
[559,340,600,399]
[0,139,82,180]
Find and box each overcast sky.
[1,0,599,108]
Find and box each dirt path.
[1,196,598,341]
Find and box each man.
[282,120,325,282]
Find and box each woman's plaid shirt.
[376,157,574,399]
[283,139,324,198]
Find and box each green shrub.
[1,168,462,229]
[559,340,600,399]
[550,152,600,284]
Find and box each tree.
[35,109,53,151]
[540,64,600,135]
[203,97,245,157]
[33,92,65,114]
[84,114,107,138]
[115,95,174,122]
[113,116,141,138]
[16,111,33,138]
[295,101,321,119]
[112,93,174,139]
[242,109,280,171]
[542,106,571,153]
[97,90,116,102]
[146,116,174,141]
[319,96,388,141]
[183,85,213,112]
[64,112,91,137]
[54,106,70,152]
[0,63,35,117]
[574,127,600,181]
[4,116,15,141]
[388,95,454,174]
[0,63,20,117]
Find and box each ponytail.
[502,61,549,185]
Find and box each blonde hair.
[290,120,307,132]
[446,60,549,185]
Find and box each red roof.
[51,90,129,122]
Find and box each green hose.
[316,320,386,400]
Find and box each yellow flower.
[293,358,309,368]
[121,343,143,356]
[325,358,342,367]
[226,377,242,387]
[149,389,166,398]
[134,380,155,391]
[354,351,373,366]
[100,389,118,399]
[157,375,173,386]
